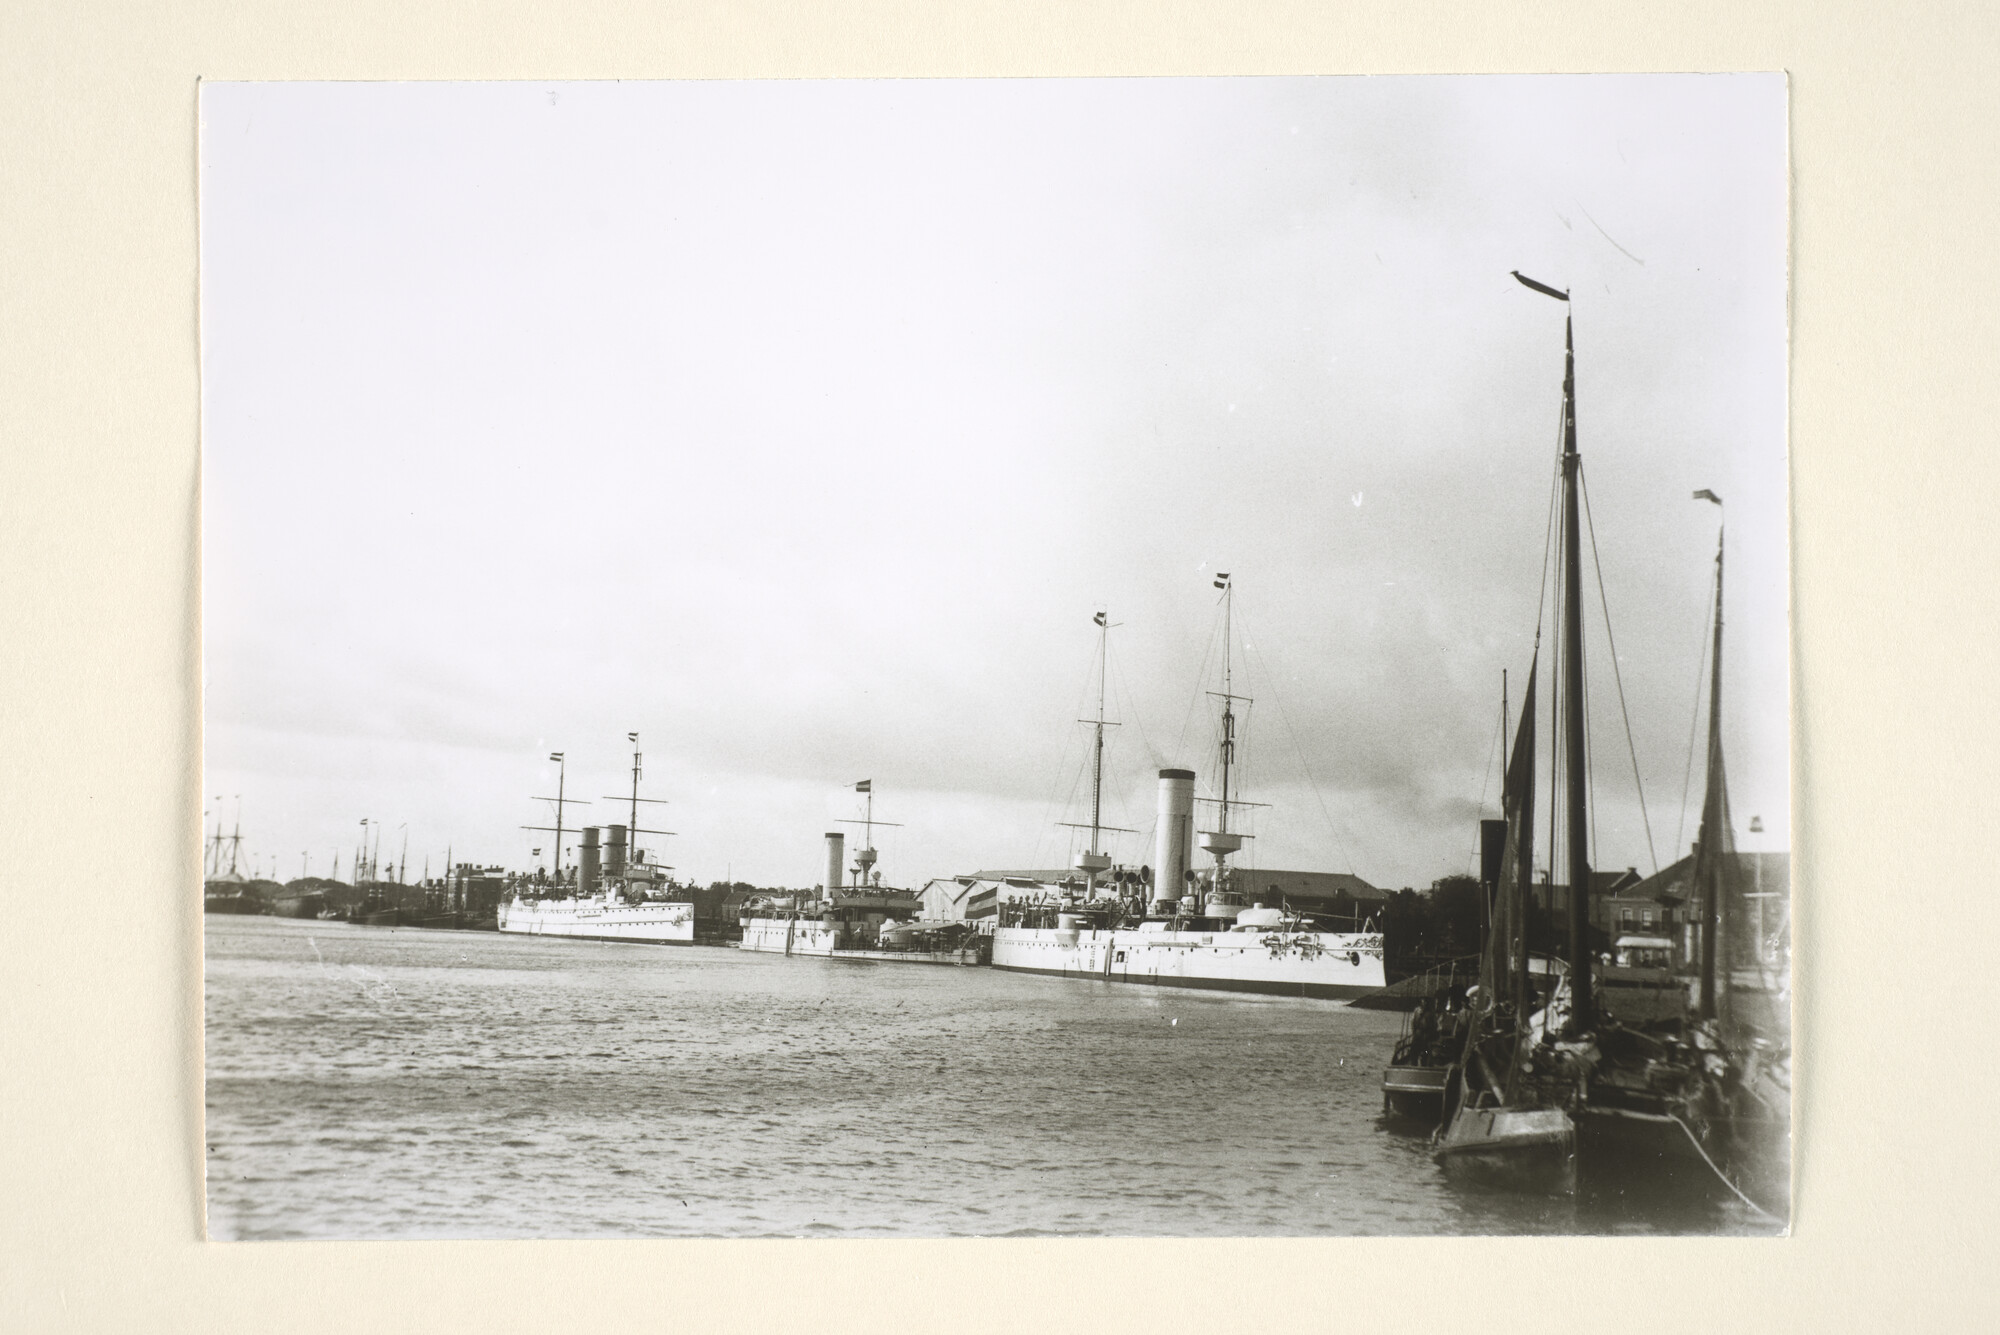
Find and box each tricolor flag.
[1093,611,1106,626]
[855,780,872,793]
[550,751,564,763]
[628,731,639,742]
[1693,489,1723,506]
[1214,572,1230,589]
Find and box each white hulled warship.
[498,739,694,944]
[989,587,1386,999]
[738,786,988,966]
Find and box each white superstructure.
[990,585,1385,999]
[738,818,984,965]
[990,905,1385,999]
[497,892,694,943]
[502,737,692,943]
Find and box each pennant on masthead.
[1511,270,1570,302]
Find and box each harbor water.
[205,916,1778,1239]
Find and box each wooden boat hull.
[1573,1106,1720,1201]
[1434,1105,1576,1194]
[203,896,264,915]
[1381,1065,1450,1121]
[1575,1106,1788,1215]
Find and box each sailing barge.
[1425,271,1785,1213]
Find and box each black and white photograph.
[199,74,1790,1239]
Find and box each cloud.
[202,76,1788,890]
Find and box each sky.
[200,76,1788,893]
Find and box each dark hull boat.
[1425,273,1786,1220]
[1435,1105,1576,1193]
[203,894,264,915]
[1381,1063,1451,1122]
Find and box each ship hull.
[990,926,1386,999]
[203,897,264,916]
[1435,1105,1577,1193]
[737,918,986,965]
[497,896,694,944]
[1381,1064,1451,1121]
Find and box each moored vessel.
[498,739,695,944]
[738,788,985,965]
[1429,273,1785,1216]
[990,592,1386,999]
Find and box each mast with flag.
[1511,268,1594,1034]
[1195,573,1264,910]
[604,732,675,892]
[1692,488,1728,1022]
[522,751,588,887]
[1060,609,1132,898]
[839,780,901,888]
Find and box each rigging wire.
[1534,395,1567,643]
[1531,397,1566,913]
[1106,639,1164,862]
[1029,629,1103,870]
[1579,466,1659,876]
[1675,567,1718,859]
[1172,602,1225,778]
[1543,429,1566,910]
[1234,602,1359,875]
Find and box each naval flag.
[628,731,639,742]
[855,780,872,794]
[549,751,564,763]
[1213,572,1231,589]
[1693,489,1723,506]
[1093,611,1107,626]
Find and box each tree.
[1428,874,1484,956]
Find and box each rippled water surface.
[205,916,1775,1239]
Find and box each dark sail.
[1501,654,1538,1024]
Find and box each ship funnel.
[1154,769,1195,913]
[580,826,602,898]
[606,824,628,880]
[824,832,845,892]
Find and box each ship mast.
[1196,575,1261,901]
[839,781,901,890]
[1060,611,1129,897]
[1092,612,1108,855]
[603,733,675,889]
[1513,269,1592,1033]
[1695,497,1726,1021]
[1558,310,1594,1034]
[522,751,589,889]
